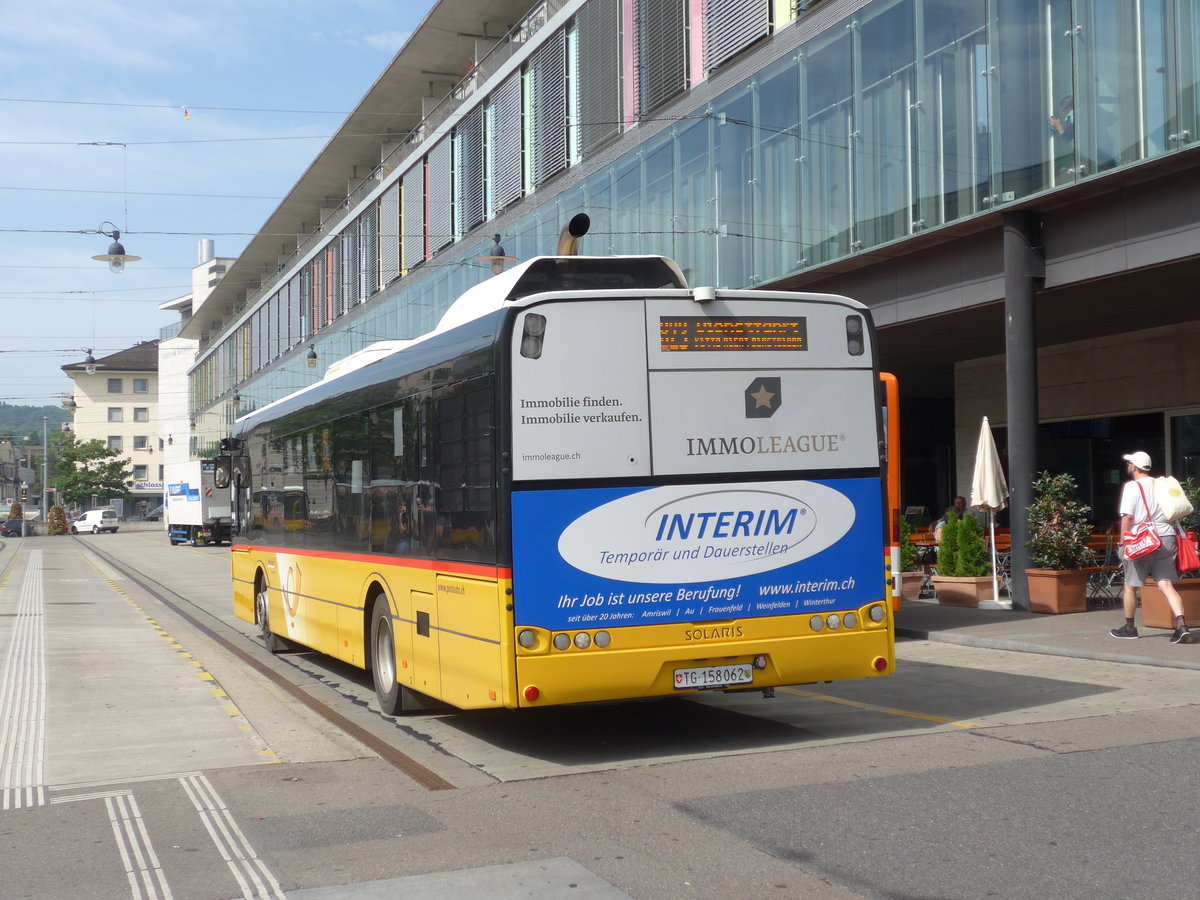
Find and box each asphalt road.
[1,531,1197,899]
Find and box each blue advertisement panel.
[511,478,882,631]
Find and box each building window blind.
[636,0,689,117]
[379,182,400,285]
[341,228,357,311]
[359,202,378,299]
[267,292,279,361]
[528,29,568,188]
[487,74,524,216]
[575,0,622,156]
[401,166,425,271]
[455,108,485,236]
[703,0,770,72]
[427,138,454,252]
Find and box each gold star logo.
[750,385,775,409]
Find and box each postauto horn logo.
[557,481,856,584]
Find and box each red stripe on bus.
[229,544,511,580]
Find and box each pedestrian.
[1109,451,1196,643]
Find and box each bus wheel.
[256,583,286,654]
[371,599,404,715]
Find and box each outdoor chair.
[1084,535,1123,608]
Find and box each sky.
[0,0,436,407]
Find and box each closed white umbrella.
[970,416,1010,604]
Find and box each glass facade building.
[188,0,1200,522]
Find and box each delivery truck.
[163,459,232,545]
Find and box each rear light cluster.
[517,628,612,651]
[809,603,886,633]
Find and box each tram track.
[76,536,457,792]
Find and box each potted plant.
[47,505,68,536]
[897,519,923,604]
[1142,477,1200,628]
[931,512,993,607]
[1025,471,1093,614]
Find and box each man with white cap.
[1110,451,1196,643]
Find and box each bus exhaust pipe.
[556,214,591,256]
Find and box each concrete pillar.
[1003,211,1044,610]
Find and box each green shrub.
[938,512,959,576]
[1027,472,1093,570]
[899,519,919,572]
[955,515,992,577]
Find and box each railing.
[159,320,185,341]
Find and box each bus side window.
[330,413,369,551]
[432,379,496,562]
[368,400,418,555]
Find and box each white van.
[71,509,119,534]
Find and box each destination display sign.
[659,316,807,352]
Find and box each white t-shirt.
[1120,477,1173,537]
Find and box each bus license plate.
[673,664,754,690]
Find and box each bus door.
[408,393,442,699]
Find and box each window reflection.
[803,26,854,265]
[857,0,917,248]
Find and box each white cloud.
[363,30,413,52]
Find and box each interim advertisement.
[511,478,882,632]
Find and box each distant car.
[71,509,119,534]
[0,519,27,537]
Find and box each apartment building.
[63,341,162,515]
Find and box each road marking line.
[0,549,46,810]
[179,774,285,900]
[105,792,174,900]
[778,686,983,728]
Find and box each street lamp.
[83,349,97,375]
[306,344,318,369]
[91,221,141,274]
[476,234,518,275]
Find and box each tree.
[50,431,132,508]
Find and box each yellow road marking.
[778,686,983,728]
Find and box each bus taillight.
[524,685,541,702]
[872,657,889,672]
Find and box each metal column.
[1003,211,1044,610]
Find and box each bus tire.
[370,598,404,715]
[256,582,286,654]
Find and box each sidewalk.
[895,597,1200,671]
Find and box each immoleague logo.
[745,377,781,418]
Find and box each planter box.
[1142,578,1200,629]
[899,571,924,604]
[1025,569,1088,614]
[932,575,992,608]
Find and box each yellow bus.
[230,227,896,712]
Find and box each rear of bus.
[505,287,894,707]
